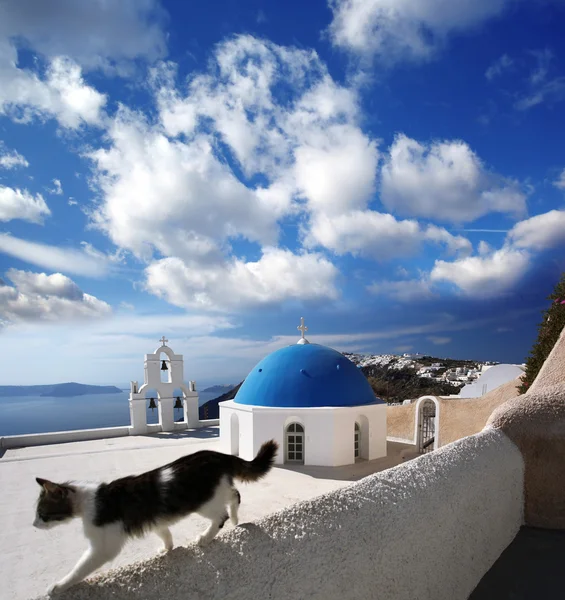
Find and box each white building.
[219,319,387,467]
[458,363,525,398]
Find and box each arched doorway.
[230,413,239,456]
[285,422,304,464]
[418,399,436,453]
[354,422,361,459]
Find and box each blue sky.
[1,0,564,386]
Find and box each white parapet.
[46,427,524,600]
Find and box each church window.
[354,422,360,459]
[285,422,304,464]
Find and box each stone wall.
[386,377,521,448]
[386,402,416,442]
[32,428,524,600]
[438,378,521,446]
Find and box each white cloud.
[507,210,565,250]
[368,278,436,302]
[0,49,107,128]
[0,0,161,128]
[0,141,28,169]
[0,185,50,223]
[0,0,167,73]
[555,170,565,190]
[144,248,339,311]
[428,335,451,345]
[304,211,472,259]
[380,134,527,223]
[430,246,530,298]
[48,179,63,195]
[327,0,512,64]
[0,269,111,323]
[485,54,513,80]
[0,233,111,277]
[514,49,565,111]
[88,35,385,309]
[88,108,282,260]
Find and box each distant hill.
[201,384,237,395]
[0,383,123,398]
[199,382,243,420]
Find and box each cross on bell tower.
[297,317,310,345]
[159,336,168,346]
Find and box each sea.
[0,389,221,437]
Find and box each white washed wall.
[53,428,524,600]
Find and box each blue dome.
[234,343,384,408]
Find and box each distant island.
[201,384,237,395]
[0,383,123,398]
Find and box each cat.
[33,439,278,596]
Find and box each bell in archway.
[161,360,168,371]
[148,397,157,411]
[174,396,182,409]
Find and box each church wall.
[77,427,524,600]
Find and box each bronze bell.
[161,360,168,371]
[148,397,157,410]
[174,396,182,409]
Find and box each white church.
[219,319,387,467]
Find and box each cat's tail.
[231,440,278,482]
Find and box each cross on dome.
[159,336,168,346]
[297,317,310,345]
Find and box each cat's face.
[33,478,76,529]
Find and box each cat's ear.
[36,478,59,493]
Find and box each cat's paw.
[158,544,173,555]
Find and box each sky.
[0,0,564,387]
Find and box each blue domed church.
[219,319,387,467]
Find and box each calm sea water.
[0,390,219,437]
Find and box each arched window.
[354,422,361,459]
[285,423,304,464]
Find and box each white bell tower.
[129,337,199,435]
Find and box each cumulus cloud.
[380,134,527,223]
[305,211,471,259]
[0,234,111,277]
[86,35,384,308]
[507,209,565,250]
[327,0,512,64]
[144,248,339,311]
[0,50,107,128]
[0,185,50,223]
[0,269,111,323]
[88,108,282,260]
[430,246,530,298]
[555,169,565,190]
[0,141,28,169]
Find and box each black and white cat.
[33,440,278,596]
